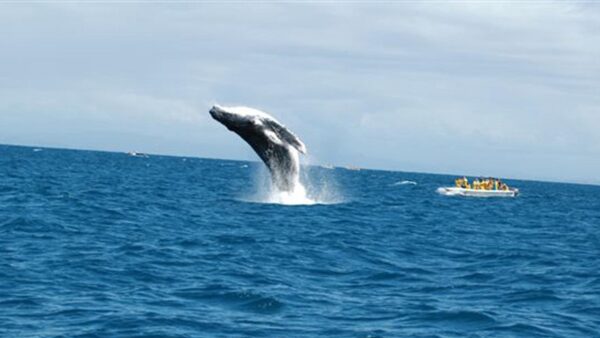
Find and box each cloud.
[0,2,598,183]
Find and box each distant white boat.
[127,151,149,158]
[437,187,519,197]
[345,166,361,171]
[33,148,43,152]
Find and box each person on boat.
[455,177,468,188]
[473,178,480,190]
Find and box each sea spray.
[243,161,343,206]
[301,161,344,205]
[243,164,313,205]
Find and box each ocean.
[1,144,599,337]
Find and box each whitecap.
[392,180,417,186]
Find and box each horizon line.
[1,142,598,188]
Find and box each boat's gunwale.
[438,186,518,197]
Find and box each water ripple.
[0,146,599,337]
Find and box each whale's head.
[209,104,307,155]
[209,105,257,132]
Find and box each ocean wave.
[1,145,599,337]
[173,286,283,314]
[392,180,417,186]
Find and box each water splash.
[261,183,315,205]
[243,161,343,206]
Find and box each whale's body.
[209,105,306,192]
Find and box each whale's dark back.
[235,126,298,191]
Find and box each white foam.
[263,184,316,205]
[242,159,343,206]
[436,187,460,196]
[393,180,417,186]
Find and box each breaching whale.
[209,105,307,192]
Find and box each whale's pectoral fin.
[264,120,306,154]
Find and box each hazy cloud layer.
[0,2,598,183]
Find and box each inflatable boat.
[437,186,519,197]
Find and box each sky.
[0,2,599,184]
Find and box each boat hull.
[437,187,518,197]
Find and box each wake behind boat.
[438,177,519,197]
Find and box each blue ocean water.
[1,144,599,338]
